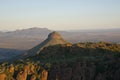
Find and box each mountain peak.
[48,31,62,39]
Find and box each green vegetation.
[30,42,120,63]
[0,42,120,80]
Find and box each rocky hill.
[23,31,70,57]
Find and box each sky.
[0,0,120,31]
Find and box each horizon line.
[0,27,120,32]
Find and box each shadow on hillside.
[28,44,120,64]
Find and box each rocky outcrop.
[30,64,35,74]
[9,64,14,74]
[16,64,35,80]
[41,69,48,80]
[16,70,27,80]
[24,64,31,75]
[0,73,6,80]
[30,74,36,80]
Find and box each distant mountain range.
[0,27,120,50]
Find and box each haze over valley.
[0,27,120,50]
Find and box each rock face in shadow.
[95,73,106,80]
[113,69,120,80]
[48,64,72,80]
[47,61,120,80]
[23,31,70,57]
[73,62,96,80]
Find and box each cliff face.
[48,62,120,80]
[48,62,95,80]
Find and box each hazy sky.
[0,0,120,31]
